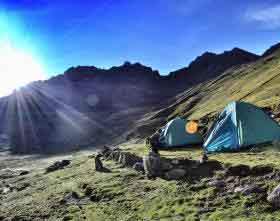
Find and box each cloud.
[245,4,280,29]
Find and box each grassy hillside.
[170,49,280,120]
[2,151,280,221]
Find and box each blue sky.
[0,0,280,76]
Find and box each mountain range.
[2,42,280,154]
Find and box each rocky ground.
[2,144,280,220]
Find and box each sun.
[0,42,46,97]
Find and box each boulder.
[226,164,250,177]
[143,152,161,178]
[251,165,274,176]
[188,160,223,179]
[171,159,180,165]
[202,160,224,171]
[165,169,186,180]
[45,160,71,173]
[267,184,280,208]
[160,158,173,171]
[234,184,265,195]
[95,156,104,172]
[133,162,144,172]
[120,152,142,167]
[208,180,226,189]
[109,151,121,161]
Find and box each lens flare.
[0,42,46,97]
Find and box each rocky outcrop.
[45,160,71,173]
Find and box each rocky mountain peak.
[168,47,259,84]
[262,42,280,57]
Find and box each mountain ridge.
[2,42,279,154]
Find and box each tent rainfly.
[203,101,280,152]
[158,117,203,148]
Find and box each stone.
[19,170,29,176]
[102,151,112,160]
[113,151,121,161]
[160,158,173,171]
[60,191,80,204]
[267,184,280,208]
[143,152,162,178]
[88,154,95,159]
[188,160,223,179]
[199,154,208,164]
[45,160,71,173]
[201,160,224,171]
[251,165,274,176]
[118,153,124,164]
[84,187,93,196]
[226,176,236,183]
[99,145,111,155]
[165,169,186,180]
[273,170,280,182]
[133,162,144,172]
[2,186,12,194]
[0,169,18,179]
[208,180,226,189]
[225,164,250,177]
[121,153,142,167]
[197,207,215,214]
[234,184,265,195]
[90,194,102,202]
[171,159,180,165]
[15,182,30,191]
[95,155,104,171]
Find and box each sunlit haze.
[0,42,46,97]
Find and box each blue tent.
[204,101,280,152]
[158,117,203,148]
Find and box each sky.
[0,0,280,77]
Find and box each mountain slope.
[132,43,280,139]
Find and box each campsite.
[2,1,280,220]
[2,99,280,220]
[2,46,280,219]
